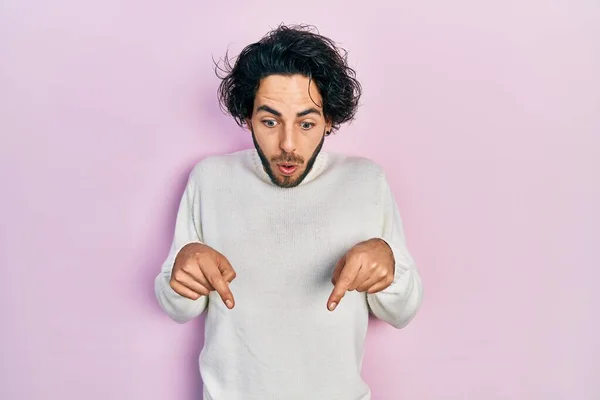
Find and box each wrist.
[374,238,395,274]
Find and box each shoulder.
[326,152,387,181]
[187,149,252,184]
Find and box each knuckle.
[213,277,225,287]
[195,252,209,264]
[206,274,216,285]
[181,262,194,274]
[340,277,352,287]
[172,271,185,282]
[224,270,236,281]
[369,285,381,294]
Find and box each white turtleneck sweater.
[154,148,423,400]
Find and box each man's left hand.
[327,238,395,311]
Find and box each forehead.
[255,74,323,109]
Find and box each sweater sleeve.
[154,171,208,323]
[366,173,423,329]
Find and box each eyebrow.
[256,105,322,118]
[297,107,321,117]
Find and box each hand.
[170,242,237,309]
[328,238,395,311]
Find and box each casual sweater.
[154,148,423,400]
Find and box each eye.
[262,119,278,128]
[300,121,315,130]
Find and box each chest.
[197,179,382,305]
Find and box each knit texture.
[155,148,423,400]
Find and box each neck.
[247,148,329,188]
[250,132,327,188]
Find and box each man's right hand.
[169,243,236,309]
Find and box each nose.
[279,125,296,154]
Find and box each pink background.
[1,1,598,399]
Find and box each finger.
[331,255,346,285]
[202,261,236,309]
[181,274,211,296]
[328,257,361,311]
[356,274,379,292]
[366,277,394,294]
[192,268,213,290]
[216,254,237,283]
[171,270,211,296]
[223,270,236,283]
[183,258,213,290]
[348,266,370,291]
[170,279,205,300]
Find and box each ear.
[325,119,333,135]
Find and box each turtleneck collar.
[247,148,330,188]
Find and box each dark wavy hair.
[214,24,362,135]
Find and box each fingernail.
[329,302,337,311]
[225,300,233,309]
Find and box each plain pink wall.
[1,1,598,399]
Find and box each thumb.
[217,253,237,283]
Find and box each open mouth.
[277,163,299,176]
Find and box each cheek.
[300,133,323,155]
[253,128,278,155]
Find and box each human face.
[248,74,332,188]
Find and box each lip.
[276,163,299,176]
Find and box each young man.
[154,25,423,400]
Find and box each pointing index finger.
[328,255,361,311]
[201,256,236,309]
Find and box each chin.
[278,175,297,184]
[275,174,301,188]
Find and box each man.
[154,24,423,400]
